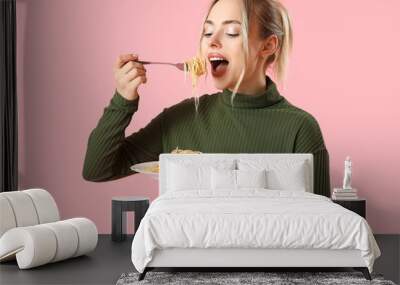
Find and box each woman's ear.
[260,34,279,59]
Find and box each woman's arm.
[82,90,163,182]
[293,115,331,197]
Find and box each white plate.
[130,161,159,180]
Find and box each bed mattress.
[131,189,380,273]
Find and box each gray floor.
[0,234,399,285]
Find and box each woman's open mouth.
[208,54,229,78]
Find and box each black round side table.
[111,196,149,242]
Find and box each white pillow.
[211,168,267,190]
[267,163,307,191]
[237,169,267,188]
[238,159,308,191]
[167,160,235,191]
[211,168,236,190]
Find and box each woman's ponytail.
[271,2,293,88]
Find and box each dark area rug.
[116,271,397,285]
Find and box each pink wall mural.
[16,0,400,234]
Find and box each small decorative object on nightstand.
[342,155,353,190]
[332,198,366,219]
[112,196,149,242]
[332,156,359,200]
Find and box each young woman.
[82,0,331,197]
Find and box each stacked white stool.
[0,188,98,269]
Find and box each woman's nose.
[209,32,222,48]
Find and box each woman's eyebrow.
[205,19,242,25]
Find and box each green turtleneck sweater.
[82,76,331,197]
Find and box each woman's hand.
[113,53,147,101]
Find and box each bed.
[130,153,381,281]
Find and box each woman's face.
[200,0,271,91]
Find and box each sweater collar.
[220,75,284,109]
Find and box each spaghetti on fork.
[183,55,207,88]
[183,55,207,112]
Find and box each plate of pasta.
[130,161,159,180]
[130,148,202,179]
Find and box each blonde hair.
[197,0,293,105]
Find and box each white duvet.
[131,189,381,273]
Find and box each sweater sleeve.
[82,89,163,182]
[293,116,331,198]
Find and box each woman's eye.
[203,33,239,38]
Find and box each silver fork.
[135,60,186,71]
